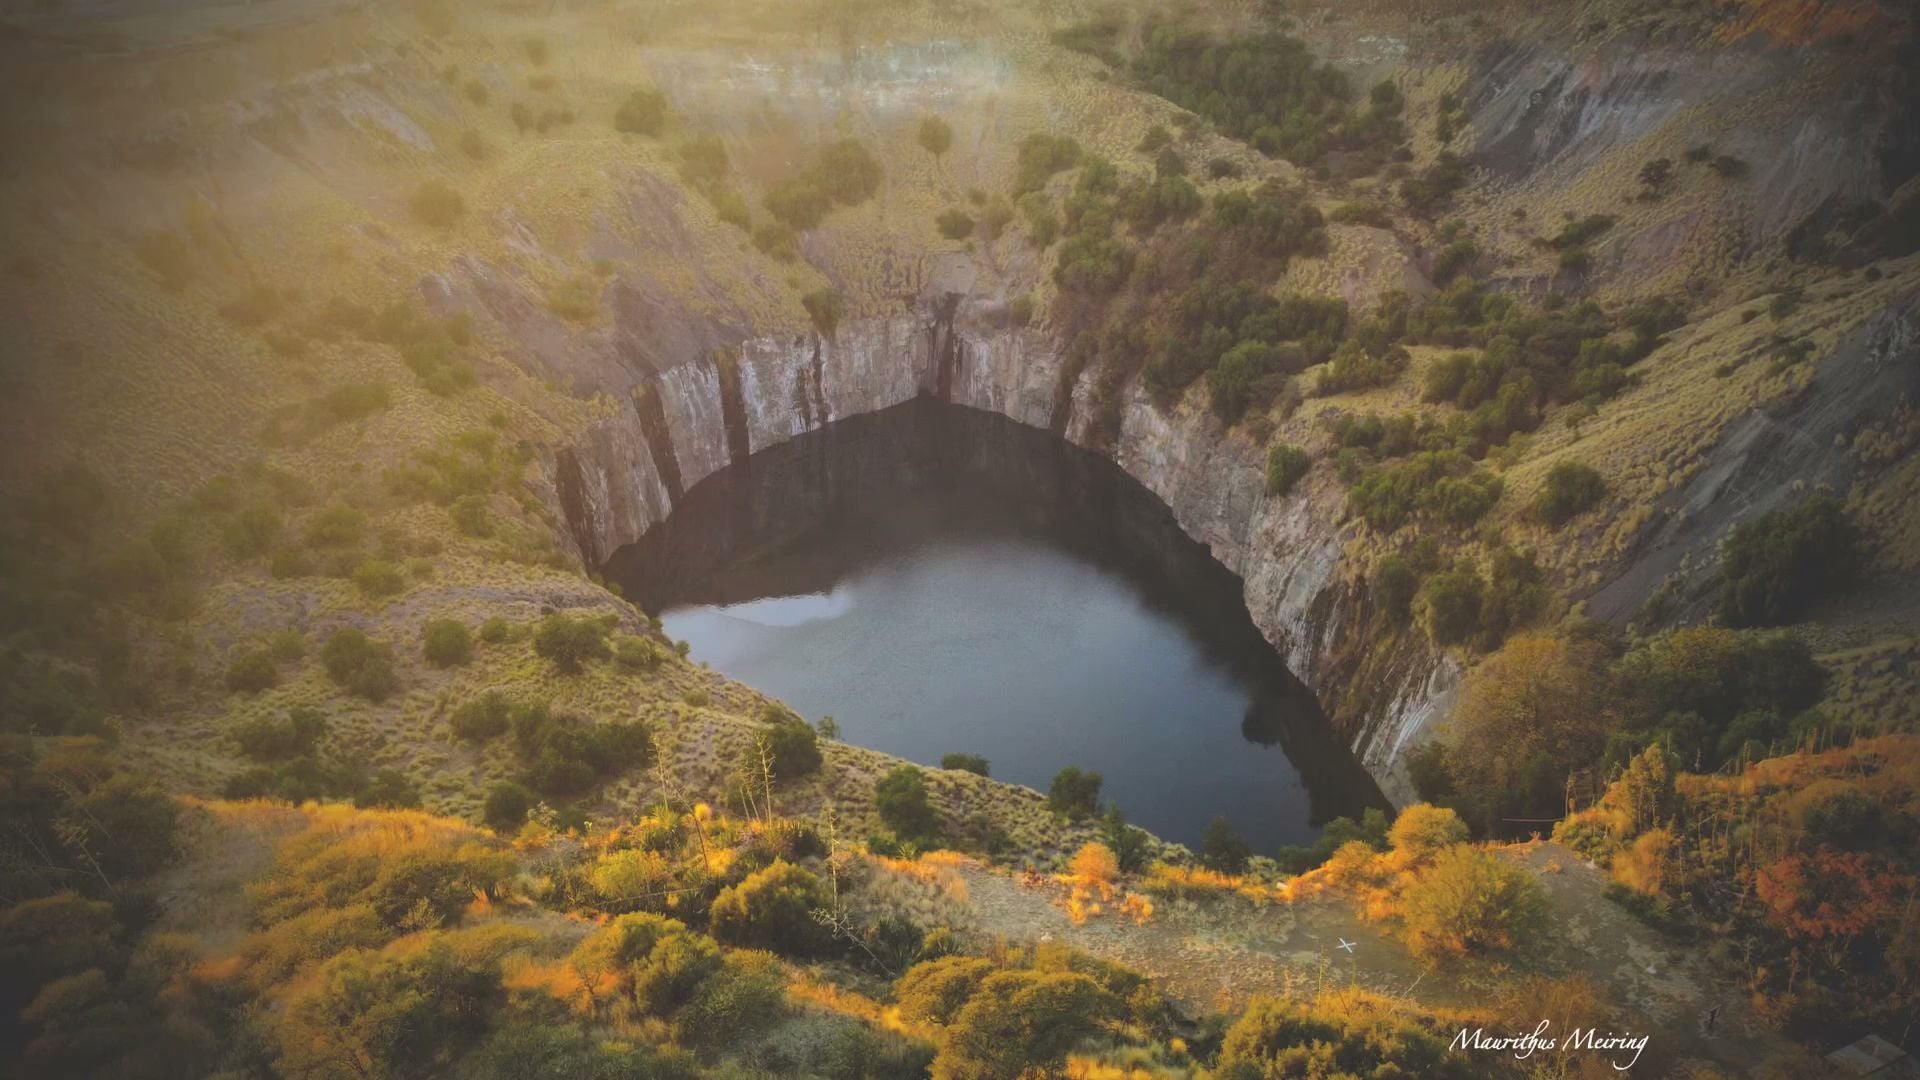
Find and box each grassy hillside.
[2,0,1917,1074]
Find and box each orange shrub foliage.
[1755,848,1909,943]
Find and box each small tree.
[1374,555,1419,622]
[1265,443,1311,496]
[483,781,535,831]
[422,618,473,667]
[757,717,822,780]
[231,706,328,762]
[933,970,1116,1079]
[917,115,953,161]
[409,180,466,229]
[225,649,279,694]
[1638,157,1674,196]
[893,955,993,1026]
[1048,766,1102,819]
[351,559,406,599]
[1101,805,1150,873]
[800,288,843,336]
[1718,494,1860,627]
[320,629,398,701]
[940,753,989,776]
[1401,844,1549,961]
[614,89,668,136]
[1417,566,1483,646]
[612,634,659,673]
[1386,803,1469,862]
[533,614,611,673]
[875,765,939,842]
[1069,842,1120,887]
[1201,816,1251,874]
[451,691,511,742]
[1534,461,1607,526]
[709,860,834,956]
[935,209,975,240]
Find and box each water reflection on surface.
[605,398,1385,851]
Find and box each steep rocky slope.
[1,0,1914,814]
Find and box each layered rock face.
[529,14,1914,806]
[555,301,1449,804]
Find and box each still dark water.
[605,399,1383,852]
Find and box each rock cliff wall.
[554,301,1448,804]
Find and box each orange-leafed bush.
[1609,828,1676,897]
[1755,848,1909,944]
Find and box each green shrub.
[1207,341,1295,422]
[876,766,939,842]
[305,505,367,549]
[1212,181,1326,261]
[1218,995,1459,1078]
[320,629,399,701]
[940,753,989,776]
[266,629,306,663]
[225,648,280,694]
[764,139,882,229]
[801,289,843,336]
[614,88,668,135]
[477,617,511,644]
[517,710,652,797]
[1048,766,1102,819]
[570,912,722,1014]
[1349,452,1500,532]
[222,501,284,558]
[1479,548,1544,643]
[677,134,729,188]
[750,716,822,780]
[1100,805,1151,873]
[450,691,511,742]
[351,559,407,599]
[1200,816,1250,874]
[752,222,797,261]
[918,115,953,158]
[1265,443,1310,496]
[1317,342,1408,396]
[1019,193,1059,248]
[893,955,994,1025]
[1129,29,1370,167]
[1374,555,1419,622]
[677,951,788,1048]
[708,860,834,956]
[936,209,975,240]
[932,970,1116,1079]
[815,138,883,203]
[232,706,328,762]
[422,618,473,667]
[1718,494,1860,627]
[1417,567,1483,646]
[613,634,659,673]
[313,383,392,426]
[765,176,831,229]
[1619,626,1826,771]
[1534,461,1606,526]
[532,614,611,673]
[449,494,492,538]
[1011,133,1081,195]
[409,180,466,229]
[483,781,536,831]
[355,769,421,810]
